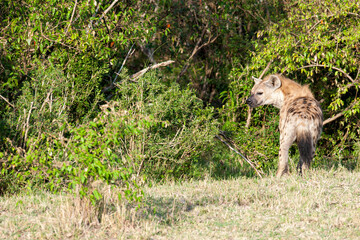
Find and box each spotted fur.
[246,74,323,177]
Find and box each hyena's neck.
[271,90,285,109]
[276,77,314,109]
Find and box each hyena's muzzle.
[246,95,261,108]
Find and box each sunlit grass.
[1,168,359,239]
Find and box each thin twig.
[113,43,135,84]
[245,107,253,129]
[39,91,52,112]
[355,66,360,82]
[63,52,79,70]
[259,60,273,79]
[58,96,67,117]
[216,134,263,178]
[347,12,360,17]
[87,2,101,32]
[0,23,11,34]
[65,0,78,35]
[238,6,267,24]
[177,23,218,81]
[294,20,322,46]
[104,60,175,94]
[94,0,119,27]
[40,23,81,52]
[298,64,355,83]
[298,64,359,125]
[24,102,35,147]
[323,99,358,125]
[0,94,14,108]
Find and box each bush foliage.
[1,0,360,201]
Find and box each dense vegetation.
[1,0,359,202]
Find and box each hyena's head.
[246,75,282,108]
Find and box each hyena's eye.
[256,92,263,95]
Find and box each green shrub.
[0,69,219,203]
[110,71,220,180]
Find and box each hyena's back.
[281,96,323,172]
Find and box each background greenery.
[0,0,359,201]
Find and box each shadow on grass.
[138,196,193,225]
[195,142,266,180]
[135,192,230,226]
[203,141,359,181]
[314,156,359,172]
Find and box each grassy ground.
[1,168,360,239]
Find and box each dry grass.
[1,168,360,239]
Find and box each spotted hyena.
[246,74,323,177]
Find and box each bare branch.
[245,107,253,129]
[58,96,67,117]
[238,6,267,24]
[297,64,359,125]
[87,2,101,32]
[103,60,175,95]
[24,102,35,147]
[294,20,322,46]
[0,94,14,108]
[94,0,119,27]
[40,23,81,52]
[189,24,209,60]
[346,12,360,17]
[113,43,135,84]
[323,100,358,125]
[177,23,218,81]
[298,64,355,83]
[65,0,78,35]
[127,60,175,81]
[259,60,273,79]
[355,66,360,82]
[216,133,263,178]
[39,91,52,112]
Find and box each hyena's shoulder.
[280,75,322,120]
[279,76,323,126]
[278,75,314,99]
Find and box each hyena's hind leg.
[277,127,296,178]
[296,129,315,175]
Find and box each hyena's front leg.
[277,129,296,178]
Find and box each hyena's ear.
[252,76,262,84]
[264,75,281,90]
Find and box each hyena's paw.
[300,164,311,177]
[276,167,289,178]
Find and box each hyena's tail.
[296,127,314,173]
